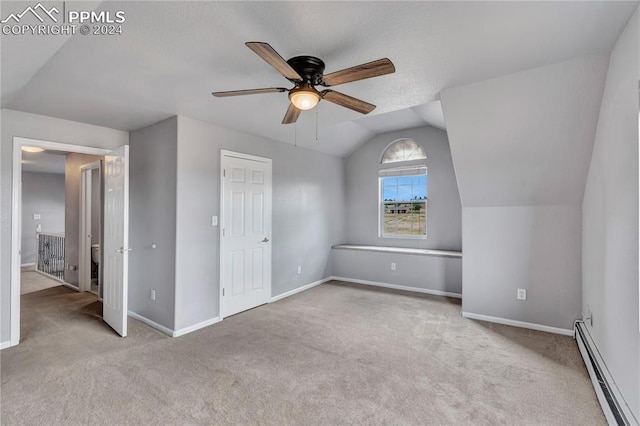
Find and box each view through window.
[380,167,427,237]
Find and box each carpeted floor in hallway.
[1,280,605,425]
[19,269,62,294]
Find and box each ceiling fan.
[212,42,396,124]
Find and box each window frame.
[378,165,428,240]
[380,138,427,164]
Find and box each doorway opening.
[80,161,103,298]
[20,147,66,295]
[10,137,130,347]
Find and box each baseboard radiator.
[574,321,637,425]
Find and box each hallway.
[20,269,62,295]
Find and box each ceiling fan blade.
[212,87,288,97]
[246,42,302,82]
[321,58,395,87]
[321,90,376,114]
[282,103,301,124]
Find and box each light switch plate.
[212,216,218,226]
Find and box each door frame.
[10,137,110,347]
[219,149,273,321]
[79,160,102,294]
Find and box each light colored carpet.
[1,280,604,425]
[19,271,63,294]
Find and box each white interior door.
[103,145,129,336]
[220,150,272,319]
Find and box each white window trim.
[380,138,427,164]
[378,165,428,240]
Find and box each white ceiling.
[0,1,102,105]
[2,1,637,157]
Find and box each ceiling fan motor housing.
[287,56,326,86]
[212,42,395,124]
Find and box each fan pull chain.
[315,111,319,141]
[294,123,297,147]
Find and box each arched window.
[379,139,427,238]
[381,138,427,164]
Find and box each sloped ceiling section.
[2,1,637,157]
[440,55,609,207]
[0,1,102,106]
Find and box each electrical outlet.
[582,305,593,326]
[151,290,156,301]
[297,266,302,274]
[391,262,397,271]
[33,214,41,220]
[517,288,527,300]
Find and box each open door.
[103,145,129,337]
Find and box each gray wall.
[173,116,346,330]
[582,8,639,418]
[0,108,129,344]
[64,153,103,286]
[345,126,462,251]
[441,55,609,331]
[20,172,65,265]
[462,205,582,328]
[333,250,462,295]
[129,117,178,330]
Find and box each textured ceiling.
[1,1,637,157]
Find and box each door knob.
[116,247,132,253]
[261,237,269,243]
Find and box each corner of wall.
[580,5,640,419]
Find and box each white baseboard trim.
[330,276,462,299]
[270,277,333,303]
[0,341,13,350]
[62,282,80,292]
[173,317,220,338]
[461,311,574,336]
[20,262,35,267]
[128,310,221,338]
[128,311,174,337]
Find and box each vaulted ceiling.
[1,1,637,157]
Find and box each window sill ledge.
[332,244,462,259]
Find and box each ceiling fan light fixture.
[289,86,321,111]
[21,146,45,153]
